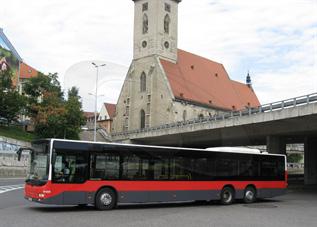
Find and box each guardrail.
[97,127,112,141]
[112,93,317,138]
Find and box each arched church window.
[140,72,146,92]
[143,14,148,34]
[164,14,170,34]
[140,109,146,129]
[183,110,187,121]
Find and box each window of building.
[145,115,150,128]
[125,106,129,116]
[164,14,170,34]
[124,117,129,131]
[143,14,149,34]
[140,72,146,92]
[142,2,148,12]
[147,103,150,113]
[165,3,171,12]
[183,110,187,121]
[140,109,146,129]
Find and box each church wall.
[113,55,175,132]
[170,101,226,122]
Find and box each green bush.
[287,153,303,163]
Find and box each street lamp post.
[91,62,106,142]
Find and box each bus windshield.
[26,141,50,185]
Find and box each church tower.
[132,0,181,63]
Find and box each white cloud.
[1,0,316,110]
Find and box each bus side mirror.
[16,147,34,161]
[16,148,23,161]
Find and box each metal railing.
[112,93,317,137]
[97,127,112,141]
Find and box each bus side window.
[189,158,209,180]
[153,156,169,180]
[169,156,192,180]
[215,158,238,178]
[53,151,88,184]
[122,152,150,180]
[90,153,120,180]
[90,154,106,180]
[104,153,120,180]
[260,157,279,179]
[277,157,285,180]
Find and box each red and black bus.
[20,139,287,210]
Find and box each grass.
[0,125,35,142]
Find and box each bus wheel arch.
[220,185,235,205]
[243,185,257,203]
[95,186,118,210]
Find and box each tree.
[23,73,85,139]
[63,87,85,139]
[0,69,26,125]
[287,153,303,163]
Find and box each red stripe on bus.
[25,180,287,199]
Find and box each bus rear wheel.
[220,187,235,205]
[243,186,256,203]
[95,188,117,210]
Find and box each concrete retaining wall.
[0,136,30,178]
[0,153,29,177]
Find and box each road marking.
[0,184,24,194]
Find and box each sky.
[1,0,316,111]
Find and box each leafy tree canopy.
[0,69,26,125]
[23,74,85,140]
[287,153,303,163]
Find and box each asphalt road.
[0,178,317,227]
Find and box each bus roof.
[205,147,268,154]
[43,138,285,157]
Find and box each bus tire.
[220,187,235,205]
[243,186,256,203]
[95,188,117,210]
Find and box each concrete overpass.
[112,93,317,184]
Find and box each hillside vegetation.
[0,125,35,142]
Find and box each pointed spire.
[246,70,252,87]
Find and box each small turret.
[246,71,252,88]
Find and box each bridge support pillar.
[304,137,317,185]
[266,136,286,154]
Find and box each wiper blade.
[25,179,47,186]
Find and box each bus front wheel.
[220,187,235,205]
[95,188,117,210]
[243,186,256,203]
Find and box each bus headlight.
[38,193,45,198]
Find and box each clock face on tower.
[142,41,147,48]
[164,41,170,49]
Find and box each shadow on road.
[27,198,283,213]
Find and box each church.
[112,0,260,133]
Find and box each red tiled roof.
[160,49,260,110]
[83,112,95,118]
[104,103,116,119]
[19,62,38,79]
